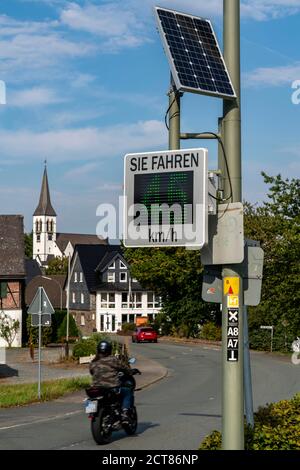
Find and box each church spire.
[33,163,57,216]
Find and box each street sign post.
[28,287,54,399]
[123,149,208,248]
[260,326,274,352]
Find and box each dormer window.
[108,261,115,270]
[119,260,127,269]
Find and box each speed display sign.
[123,148,208,248]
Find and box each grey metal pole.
[243,306,254,428]
[169,75,181,150]
[38,287,42,400]
[222,0,244,450]
[223,0,242,203]
[66,254,70,358]
[271,327,273,353]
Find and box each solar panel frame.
[154,6,237,100]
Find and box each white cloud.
[244,63,300,87]
[0,120,167,163]
[64,162,99,179]
[9,86,66,107]
[60,2,150,52]
[241,0,300,20]
[0,13,96,83]
[123,0,300,21]
[71,73,96,88]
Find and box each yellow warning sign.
[227,296,239,309]
[224,277,240,296]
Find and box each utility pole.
[65,254,70,358]
[168,74,181,150]
[38,287,42,400]
[221,0,244,450]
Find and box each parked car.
[132,327,158,343]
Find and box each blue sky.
[0,0,299,234]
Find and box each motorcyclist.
[89,340,134,422]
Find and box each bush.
[199,322,222,341]
[249,328,296,353]
[72,333,122,359]
[121,322,136,333]
[72,338,97,359]
[26,315,52,346]
[51,310,67,343]
[200,393,300,450]
[57,315,79,343]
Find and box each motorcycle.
[84,358,141,445]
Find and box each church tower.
[33,163,57,264]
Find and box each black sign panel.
[227,309,239,362]
[31,313,52,327]
[134,171,193,226]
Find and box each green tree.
[57,314,79,342]
[245,173,300,350]
[46,257,68,275]
[24,232,33,259]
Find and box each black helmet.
[97,340,112,355]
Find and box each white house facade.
[67,245,161,335]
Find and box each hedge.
[72,333,124,359]
[200,393,300,450]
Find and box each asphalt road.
[0,341,299,450]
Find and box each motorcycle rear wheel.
[91,407,113,445]
[123,406,138,435]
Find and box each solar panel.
[154,7,236,100]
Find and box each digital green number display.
[134,171,193,226]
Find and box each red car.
[132,327,158,343]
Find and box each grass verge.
[0,376,91,408]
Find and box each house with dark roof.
[25,259,42,285]
[32,163,107,267]
[0,215,26,347]
[26,275,67,311]
[67,245,161,335]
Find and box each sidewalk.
[0,348,167,391]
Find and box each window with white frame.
[122,293,128,308]
[80,272,83,282]
[100,292,115,308]
[80,314,85,326]
[74,272,78,283]
[108,261,115,269]
[120,272,127,283]
[119,260,127,269]
[147,292,161,308]
[81,293,84,304]
[135,292,142,308]
[107,272,115,283]
[72,292,76,303]
[129,292,142,309]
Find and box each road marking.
[0,410,82,431]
